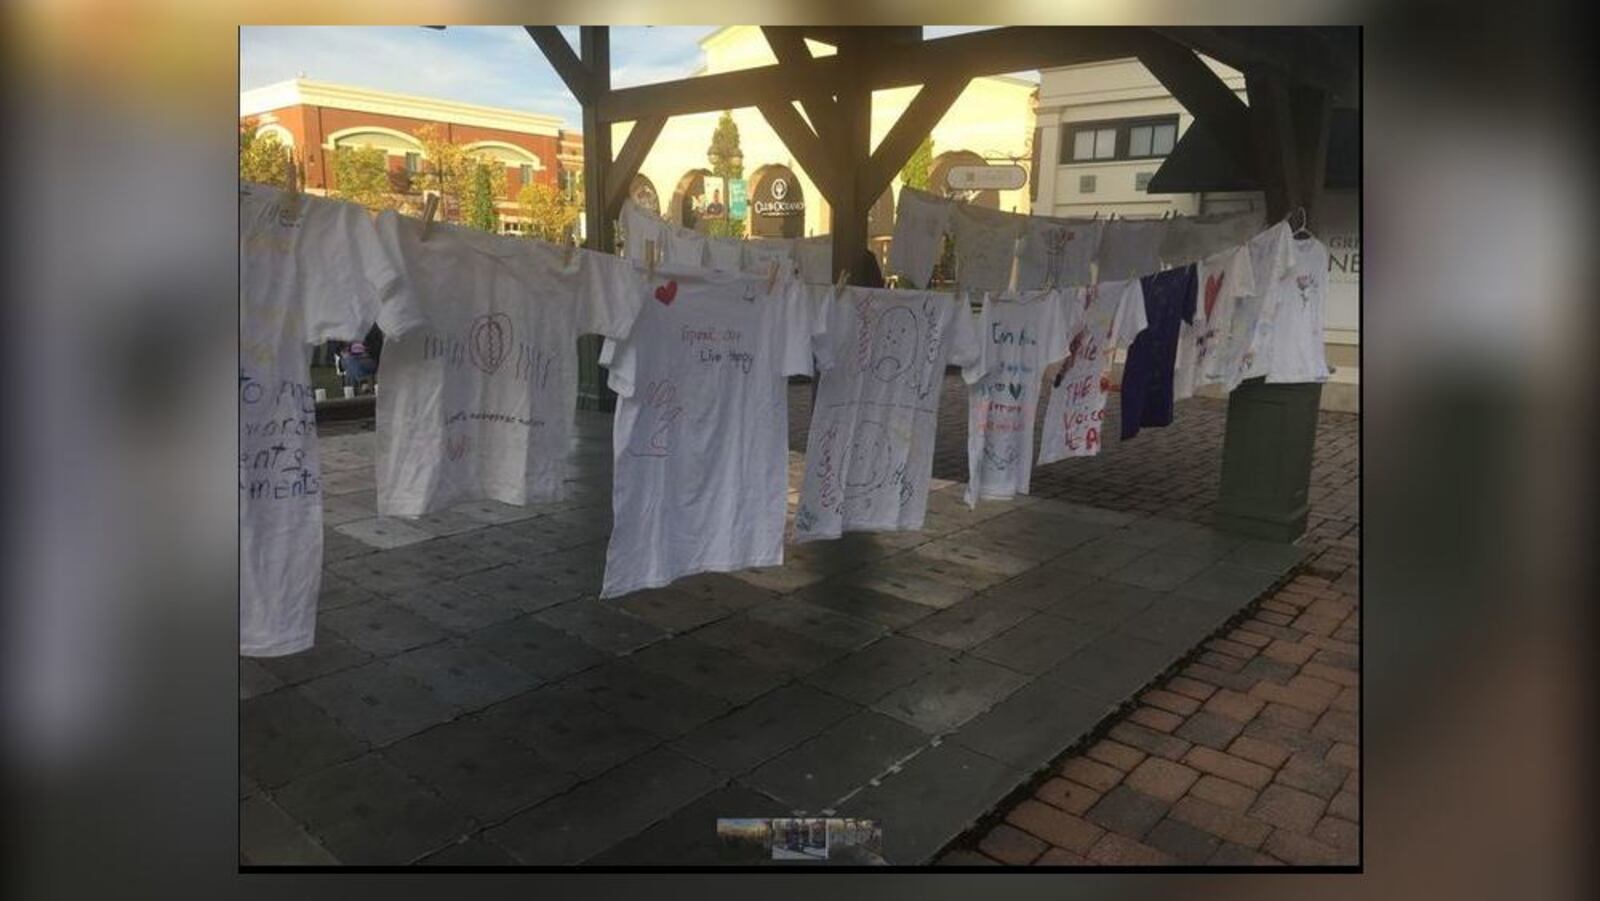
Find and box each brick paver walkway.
[920,374,1360,867]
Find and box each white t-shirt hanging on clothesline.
[1198,221,1296,391]
[1264,236,1333,384]
[1159,210,1265,266]
[887,186,952,288]
[964,289,1083,506]
[794,235,833,285]
[621,199,666,265]
[373,214,643,517]
[600,267,824,598]
[665,224,709,268]
[707,235,744,272]
[239,184,410,657]
[1176,241,1257,400]
[794,287,980,541]
[951,203,1022,294]
[1037,278,1148,463]
[742,237,795,274]
[1097,218,1171,282]
[1015,217,1104,291]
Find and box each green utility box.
[1215,378,1323,542]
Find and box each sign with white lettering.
[945,164,1026,192]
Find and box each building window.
[1062,116,1181,163]
[1135,172,1154,191]
[520,164,534,184]
[404,152,421,174]
[1079,175,1097,194]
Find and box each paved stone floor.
[240,374,1357,866]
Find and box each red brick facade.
[245,103,582,204]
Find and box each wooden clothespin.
[833,268,850,299]
[1091,210,1099,221]
[420,194,439,241]
[1006,234,1024,294]
[765,258,780,295]
[563,239,576,268]
[645,239,656,281]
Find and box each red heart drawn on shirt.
[654,280,678,305]
[1203,272,1225,321]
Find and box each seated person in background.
[339,341,374,392]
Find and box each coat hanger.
[1288,206,1312,238]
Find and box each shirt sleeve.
[780,279,820,377]
[1230,244,1258,299]
[1043,289,1079,366]
[947,293,983,377]
[961,292,996,384]
[578,250,646,341]
[1113,279,1149,348]
[809,285,840,373]
[1179,264,1199,325]
[301,199,397,344]
[370,209,430,339]
[602,334,637,399]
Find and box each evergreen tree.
[466,163,498,232]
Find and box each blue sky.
[239,26,1026,128]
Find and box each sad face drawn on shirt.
[869,306,920,383]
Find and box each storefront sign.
[945,163,1026,192]
[729,178,747,220]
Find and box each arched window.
[325,127,424,157]
[463,141,542,170]
[253,123,294,149]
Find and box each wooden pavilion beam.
[859,75,970,206]
[1135,31,1255,172]
[756,100,842,203]
[524,26,590,106]
[597,26,1143,123]
[604,115,667,220]
[760,26,836,146]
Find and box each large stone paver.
[242,381,1356,866]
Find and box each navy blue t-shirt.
[1121,265,1198,441]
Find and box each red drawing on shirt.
[654,280,678,305]
[1204,272,1225,320]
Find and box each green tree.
[329,145,396,212]
[239,120,293,188]
[900,135,933,190]
[516,181,580,243]
[706,111,745,238]
[707,111,743,180]
[413,123,474,221]
[466,162,498,232]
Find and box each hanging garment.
[373,215,643,517]
[665,224,709,268]
[1176,242,1257,399]
[794,287,980,540]
[963,288,1083,506]
[621,199,666,264]
[1264,235,1333,383]
[1120,265,1199,441]
[1159,209,1265,266]
[950,203,1023,294]
[707,235,744,272]
[239,183,411,657]
[600,267,824,597]
[1096,218,1171,282]
[887,186,953,288]
[1015,216,1104,291]
[742,237,795,274]
[1037,278,1148,463]
[794,235,834,285]
[1199,221,1295,391]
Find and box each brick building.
[239,78,583,233]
